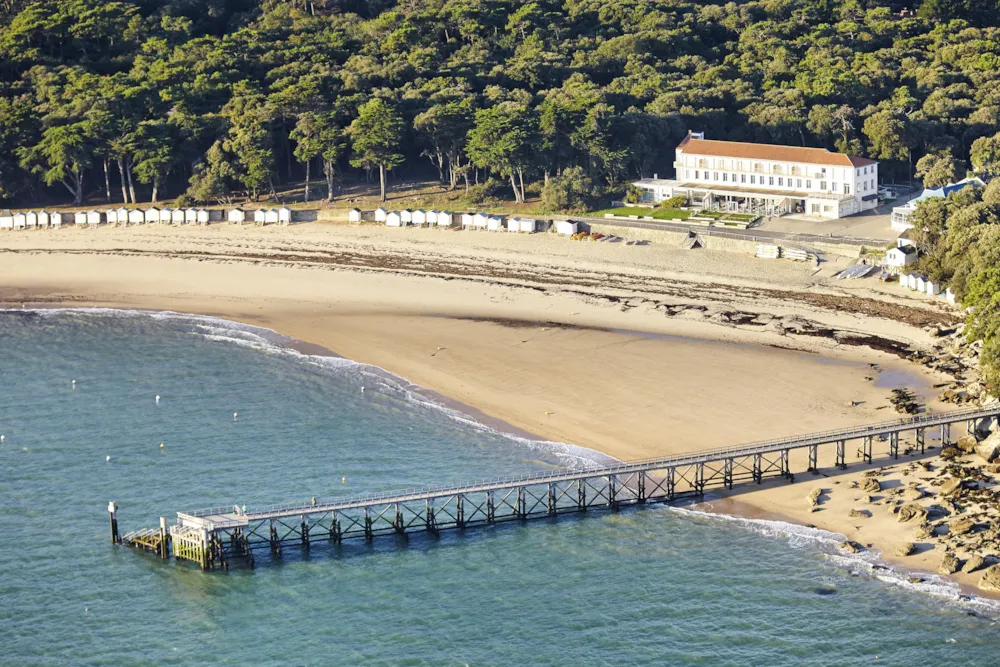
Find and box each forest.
[1,0,1000,209]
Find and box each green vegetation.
[591,206,691,220]
[1,0,1000,209]
[911,180,1000,396]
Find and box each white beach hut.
[386,211,402,227]
[0,211,12,230]
[25,211,38,229]
[196,209,211,225]
[518,217,538,233]
[105,208,119,225]
[36,210,51,228]
[253,209,267,226]
[169,208,185,224]
[374,207,388,223]
[925,280,940,296]
[155,208,171,224]
[899,273,912,289]
[228,208,246,225]
[472,212,489,229]
[945,287,956,304]
[348,208,362,223]
[144,207,160,224]
[914,276,928,293]
[400,209,413,225]
[436,211,453,227]
[506,217,520,232]
[264,209,280,225]
[114,207,128,226]
[87,210,103,226]
[278,206,292,225]
[50,212,64,228]
[74,211,88,226]
[13,212,26,229]
[460,213,474,228]
[555,220,578,236]
[128,209,145,225]
[487,215,504,232]
[412,209,427,226]
[184,207,199,224]
[426,210,439,225]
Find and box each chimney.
[690,130,705,140]
[653,173,658,180]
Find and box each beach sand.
[1,222,981,590]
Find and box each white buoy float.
[155,395,160,404]
[341,476,346,483]
[159,442,164,449]
[233,412,238,421]
[106,455,111,462]
[1,435,5,442]
[72,380,76,388]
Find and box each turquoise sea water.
[1,309,999,666]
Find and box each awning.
[862,193,879,201]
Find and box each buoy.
[361,386,365,393]
[233,412,238,421]
[106,455,111,462]
[71,380,76,388]
[159,442,164,449]
[1,435,5,442]
[155,395,160,404]
[341,476,346,483]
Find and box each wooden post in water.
[159,517,168,559]
[108,501,119,544]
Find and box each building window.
[778,177,783,186]
[864,167,868,174]
[806,180,811,189]
[713,172,718,181]
[685,170,690,179]
[845,184,851,195]
[857,169,861,176]
[768,177,774,186]
[824,205,832,213]
[731,173,736,183]
[741,174,746,183]
[796,179,802,188]
[820,181,827,190]
[694,171,699,180]
[750,175,756,184]
[722,173,728,182]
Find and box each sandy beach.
[2,221,989,591]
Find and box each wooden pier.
[118,406,1000,570]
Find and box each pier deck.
[118,405,1000,570]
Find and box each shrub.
[659,195,688,209]
[540,167,595,213]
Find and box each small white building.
[128,209,145,225]
[915,276,928,293]
[400,209,413,224]
[278,206,292,225]
[50,212,64,227]
[0,212,12,229]
[884,246,917,268]
[348,208,362,223]
[555,220,578,235]
[412,209,427,226]
[171,208,185,224]
[36,211,51,228]
[184,208,199,224]
[386,211,403,227]
[13,212,26,229]
[25,211,38,228]
[374,207,388,223]
[426,210,439,225]
[144,208,160,224]
[925,280,940,296]
[264,209,280,225]
[113,207,128,226]
[487,215,504,232]
[511,217,538,233]
[74,211,88,225]
[228,209,246,224]
[472,212,489,229]
[460,213,475,228]
[87,210,103,225]
[197,209,211,225]
[158,208,173,224]
[945,287,956,304]
[105,209,119,225]
[253,209,267,225]
[436,211,453,227]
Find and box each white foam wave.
[3,306,612,470]
[668,503,1000,619]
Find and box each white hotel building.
[633,132,880,219]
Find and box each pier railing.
[117,405,1000,570]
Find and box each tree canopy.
[2,0,1000,206]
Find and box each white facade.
[634,133,879,220]
[348,208,362,222]
[13,212,26,229]
[374,207,388,222]
[426,210,439,225]
[50,212,64,227]
[0,212,12,229]
[460,213,474,228]
[74,211,88,225]
[228,209,246,224]
[487,216,503,231]
[884,247,917,268]
[278,207,292,225]
[170,209,185,224]
[105,209,119,225]
[37,211,51,228]
[197,209,211,224]
[253,209,266,225]
[436,211,453,226]
[555,220,578,235]
[412,209,427,225]
[400,209,413,224]
[25,211,38,228]
[158,208,173,224]
[144,208,160,224]
[264,209,280,225]
[472,213,489,229]
[386,211,402,227]
[185,208,199,224]
[128,209,145,225]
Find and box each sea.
[1,308,998,666]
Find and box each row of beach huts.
[359,207,580,235]
[899,272,956,303]
[0,206,294,229]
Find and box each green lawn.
[589,206,691,220]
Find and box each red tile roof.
[679,138,876,168]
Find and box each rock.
[941,446,960,460]
[979,564,1000,591]
[914,523,933,539]
[963,554,986,574]
[955,434,978,454]
[862,477,881,494]
[986,464,1000,474]
[807,488,822,506]
[896,542,916,557]
[976,431,1000,463]
[939,552,960,575]
[950,517,976,536]
[863,494,874,503]
[898,503,929,523]
[849,508,870,519]
[902,487,925,501]
[840,540,863,554]
[940,477,964,496]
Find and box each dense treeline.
[2,0,1000,208]
[910,179,1000,395]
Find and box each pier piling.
[108,501,119,544]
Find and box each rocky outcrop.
[862,477,881,494]
[939,552,960,575]
[849,508,870,519]
[839,540,863,554]
[896,542,915,557]
[902,487,924,501]
[940,446,960,460]
[898,503,929,523]
[949,517,976,536]
[939,477,964,496]
[807,488,822,507]
[914,523,933,539]
[976,430,1000,463]
[955,434,978,454]
[979,564,1000,591]
[963,554,986,574]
